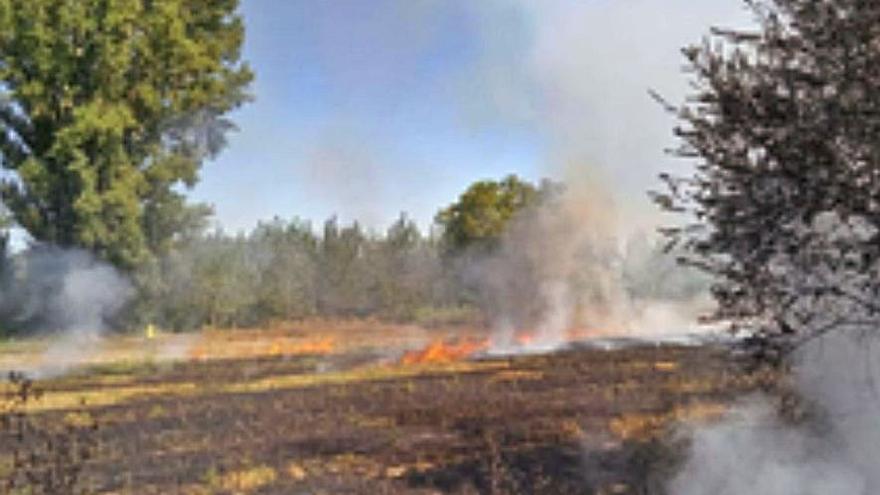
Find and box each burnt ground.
[2,343,769,494]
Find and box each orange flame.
[514,331,536,346]
[401,338,489,365]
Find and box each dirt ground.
[0,323,769,494]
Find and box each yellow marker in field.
[146,323,157,340]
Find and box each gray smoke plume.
[298,124,445,229]
[670,330,880,494]
[460,178,711,354]
[0,246,133,377]
[456,0,757,229]
[668,210,880,493]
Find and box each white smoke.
[670,396,865,495]
[458,0,757,232]
[460,178,712,355]
[671,331,880,494]
[0,246,133,377]
[433,1,751,353]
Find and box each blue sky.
[191,0,755,234]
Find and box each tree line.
[0,173,705,335]
[128,214,465,331]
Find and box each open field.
[0,323,771,494]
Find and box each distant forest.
[0,176,706,335]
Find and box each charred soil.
[2,340,768,494]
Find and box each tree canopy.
[0,0,252,269]
[435,175,548,255]
[656,0,880,360]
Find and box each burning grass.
[0,318,455,375]
[400,338,490,365]
[0,322,772,494]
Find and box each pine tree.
[0,0,252,268]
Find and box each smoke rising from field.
[0,246,133,377]
[459,0,756,228]
[460,175,712,354]
[670,332,880,494]
[301,127,390,227]
[298,124,444,228]
[434,0,750,352]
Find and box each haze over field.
[2,0,759,347]
[5,1,879,493]
[194,0,756,234]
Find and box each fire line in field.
[398,326,629,365]
[400,338,490,365]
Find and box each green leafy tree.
[435,175,544,255]
[0,0,252,269]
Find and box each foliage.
[131,214,463,331]
[0,0,252,269]
[316,217,373,316]
[435,175,549,255]
[655,0,880,360]
[0,169,706,335]
[249,219,320,322]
